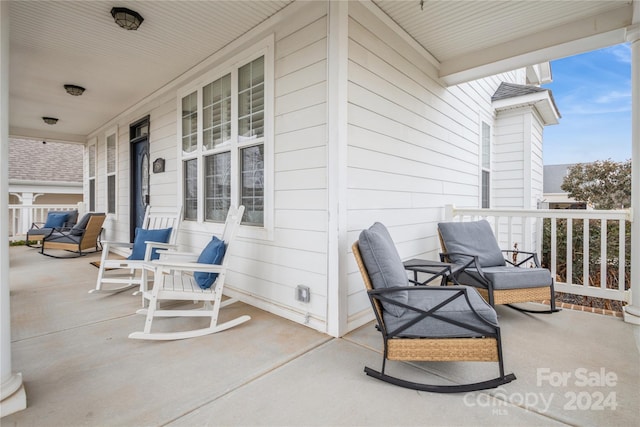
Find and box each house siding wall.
[493,106,546,250]
[230,3,329,328]
[85,1,540,336]
[88,1,330,331]
[345,2,526,327]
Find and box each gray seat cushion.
[358,222,409,317]
[459,266,553,290]
[27,228,54,237]
[383,286,498,338]
[44,232,82,245]
[438,220,505,267]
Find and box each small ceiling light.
[110,7,144,31]
[64,84,85,96]
[42,117,59,125]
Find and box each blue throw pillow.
[128,227,173,260]
[194,236,226,289]
[43,212,68,228]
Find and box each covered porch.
[3,0,640,418]
[3,245,639,426]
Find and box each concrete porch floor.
[3,245,639,426]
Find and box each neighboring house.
[8,138,83,235]
[542,164,588,209]
[83,2,560,337]
[9,138,83,206]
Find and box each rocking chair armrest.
[368,285,499,331]
[501,250,541,267]
[439,252,479,269]
[157,250,200,262]
[146,259,226,274]
[439,252,492,286]
[142,242,178,260]
[100,240,134,248]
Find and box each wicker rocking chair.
[353,222,515,393]
[438,220,559,313]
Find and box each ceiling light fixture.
[110,7,144,31]
[42,117,59,125]
[64,84,85,96]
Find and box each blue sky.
[542,43,631,165]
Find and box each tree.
[561,159,631,210]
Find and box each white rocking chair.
[90,206,182,295]
[129,205,250,340]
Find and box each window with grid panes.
[106,132,117,214]
[481,121,491,208]
[88,143,96,212]
[180,54,267,226]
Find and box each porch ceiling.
[7,0,636,143]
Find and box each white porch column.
[326,0,348,337]
[18,192,35,235]
[0,1,27,417]
[623,20,640,336]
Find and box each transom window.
[179,52,269,227]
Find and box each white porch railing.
[9,203,84,242]
[444,205,631,304]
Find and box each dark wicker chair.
[353,222,515,393]
[41,213,106,258]
[438,220,559,313]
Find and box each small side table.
[403,259,464,286]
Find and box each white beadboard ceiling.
[7,0,636,142]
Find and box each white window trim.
[480,120,492,209]
[176,34,274,241]
[105,127,118,216]
[87,138,97,212]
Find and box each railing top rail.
[449,207,631,221]
[8,204,79,210]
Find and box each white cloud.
[595,91,631,104]
[604,44,631,64]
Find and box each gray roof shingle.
[9,138,83,183]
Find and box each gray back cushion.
[438,220,505,267]
[70,212,105,235]
[63,210,79,226]
[358,222,409,317]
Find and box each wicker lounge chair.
[26,209,79,247]
[90,205,182,296]
[129,206,249,340]
[353,222,515,393]
[40,213,105,258]
[438,220,558,313]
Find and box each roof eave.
[493,91,561,125]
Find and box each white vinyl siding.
[345,2,524,328]
[84,0,537,336]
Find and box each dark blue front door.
[130,117,150,241]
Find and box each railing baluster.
[551,219,557,281]
[567,218,573,286]
[619,219,625,292]
[601,219,607,290]
[584,219,589,287]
